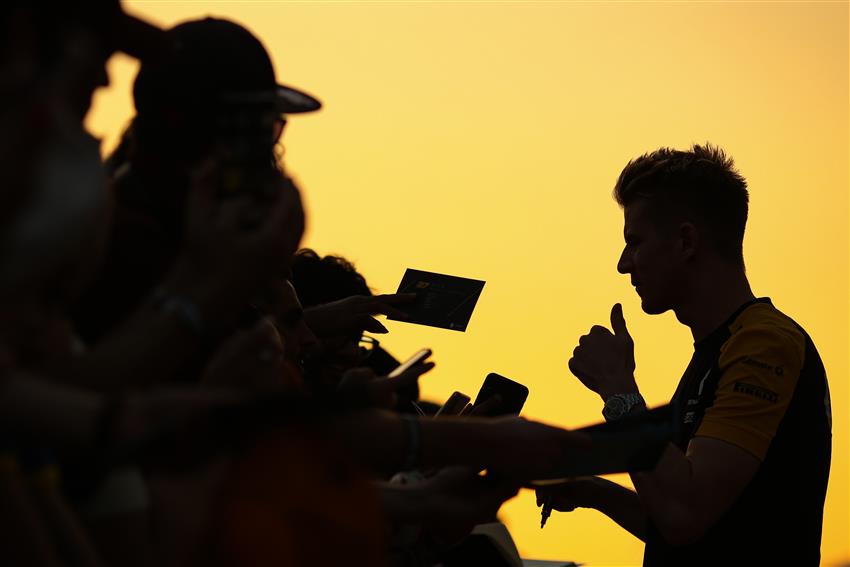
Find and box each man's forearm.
[629,443,696,544]
[630,437,761,546]
[587,477,648,541]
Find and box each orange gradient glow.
[87,2,849,565]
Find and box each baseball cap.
[133,18,321,116]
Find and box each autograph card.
[388,269,485,332]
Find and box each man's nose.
[617,248,632,274]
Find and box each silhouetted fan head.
[133,17,321,116]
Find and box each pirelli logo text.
[734,381,779,403]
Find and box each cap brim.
[219,85,322,114]
[275,85,322,114]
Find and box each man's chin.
[640,298,670,315]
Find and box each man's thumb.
[610,303,631,339]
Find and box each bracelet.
[153,289,205,338]
[400,415,422,472]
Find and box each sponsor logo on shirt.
[733,381,779,403]
[743,357,784,377]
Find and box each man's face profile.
[617,199,683,315]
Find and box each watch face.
[604,396,627,419]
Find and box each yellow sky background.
[87,1,849,565]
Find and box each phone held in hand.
[472,372,529,416]
[363,344,400,376]
[388,348,433,378]
[434,391,471,417]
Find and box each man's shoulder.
[719,300,808,372]
[728,300,806,346]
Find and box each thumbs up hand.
[567,303,638,400]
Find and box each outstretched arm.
[331,410,589,479]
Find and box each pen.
[540,497,552,529]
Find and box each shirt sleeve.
[695,321,805,460]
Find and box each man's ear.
[678,222,699,260]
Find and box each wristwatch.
[602,392,646,421]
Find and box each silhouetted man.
[539,144,831,567]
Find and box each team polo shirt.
[644,298,831,567]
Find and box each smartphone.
[388,348,433,378]
[434,391,471,417]
[471,372,529,416]
[363,344,401,376]
[367,344,421,413]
